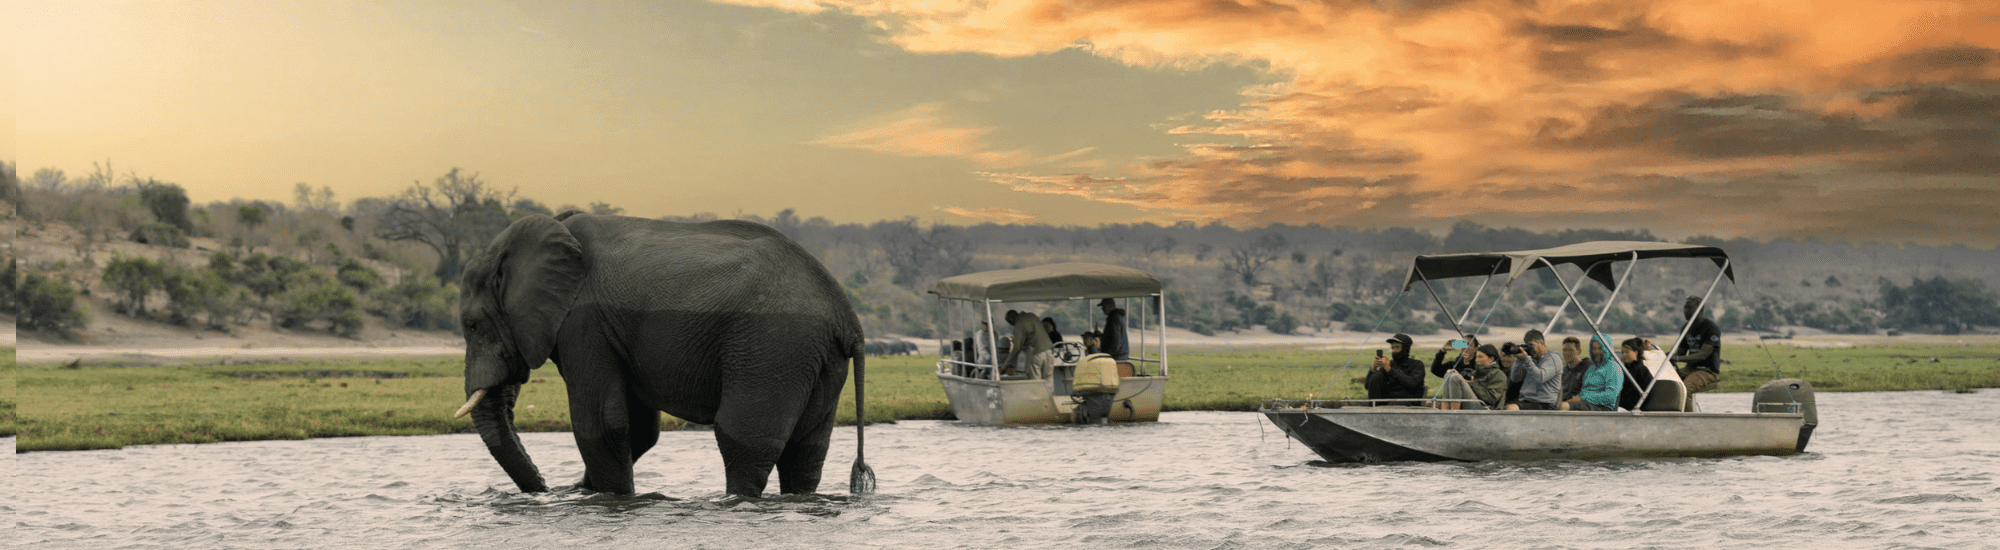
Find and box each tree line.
[6,161,1998,342]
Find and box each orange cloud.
[941,206,1040,224]
[733,0,2000,246]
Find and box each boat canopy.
[1401,241,1733,292]
[929,262,1162,302]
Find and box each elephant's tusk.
[454,389,488,419]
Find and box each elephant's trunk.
[469,383,549,493]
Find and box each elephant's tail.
[849,345,876,495]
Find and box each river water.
[10,390,1998,550]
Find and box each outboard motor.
[1753,379,1818,452]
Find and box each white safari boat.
[930,263,1170,425]
[1262,241,1820,462]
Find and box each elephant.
[451,212,873,497]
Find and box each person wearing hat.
[1097,298,1129,361]
[1366,333,1427,403]
[1671,296,1723,410]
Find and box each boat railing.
[1260,397,1481,411]
[936,358,998,381]
[1753,402,1804,415]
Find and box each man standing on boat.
[1002,310,1055,381]
[1671,296,1723,411]
[1098,298,1129,361]
[1367,333,1427,403]
[1507,330,1564,410]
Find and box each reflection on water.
[13,391,2000,549]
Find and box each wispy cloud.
[735,0,2000,246]
[941,206,1040,224]
[810,102,1040,168]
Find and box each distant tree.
[1222,232,1288,286]
[0,255,17,314]
[375,168,516,284]
[17,271,91,333]
[293,183,338,212]
[163,266,239,329]
[1880,276,2000,334]
[102,255,169,316]
[136,179,194,233]
[588,201,624,216]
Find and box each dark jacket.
[1366,334,1427,400]
[1617,358,1657,411]
[1100,308,1129,359]
[1431,349,1474,379]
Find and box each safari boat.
[929,263,1170,425]
[1261,241,1820,462]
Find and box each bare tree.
[376,168,514,284]
[1222,232,1289,286]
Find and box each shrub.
[370,276,459,330]
[335,258,387,293]
[1267,311,1300,335]
[163,267,239,329]
[129,221,191,248]
[102,255,169,316]
[274,281,363,337]
[18,271,91,333]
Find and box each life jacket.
[1073,353,1122,393]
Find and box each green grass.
[13,344,1999,451]
[3,347,17,437]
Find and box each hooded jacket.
[1366,333,1428,400]
[1576,335,1624,409]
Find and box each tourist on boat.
[1366,333,1427,403]
[1506,330,1564,410]
[1081,330,1103,355]
[1616,337,1659,411]
[974,320,995,366]
[1466,344,1510,409]
[1671,296,1723,411]
[1001,310,1055,380]
[1558,336,1588,402]
[1429,334,1480,378]
[1098,298,1129,360]
[1563,335,1623,411]
[1042,317,1066,344]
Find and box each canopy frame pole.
[1157,292,1169,377]
[1590,254,1642,326]
[1456,262,1504,328]
[1538,257,1626,407]
[1414,266,1468,339]
[985,300,999,381]
[1636,258,1732,411]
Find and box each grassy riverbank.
[14,344,1999,451]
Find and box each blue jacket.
[1577,335,1624,409]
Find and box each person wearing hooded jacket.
[1366,333,1428,402]
[1563,335,1624,412]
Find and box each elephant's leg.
[776,358,847,494]
[564,360,638,494]
[627,402,661,463]
[712,387,811,497]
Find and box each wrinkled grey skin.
[460,213,865,496]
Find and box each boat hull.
[939,372,1167,425]
[1263,407,1805,462]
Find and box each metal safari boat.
[1261,241,1820,462]
[929,262,1171,425]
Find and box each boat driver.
[1671,296,1723,411]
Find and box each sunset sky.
[13,0,2000,247]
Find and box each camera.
[1501,342,1522,356]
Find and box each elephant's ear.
[493,215,585,370]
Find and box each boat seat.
[1639,350,1688,411]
